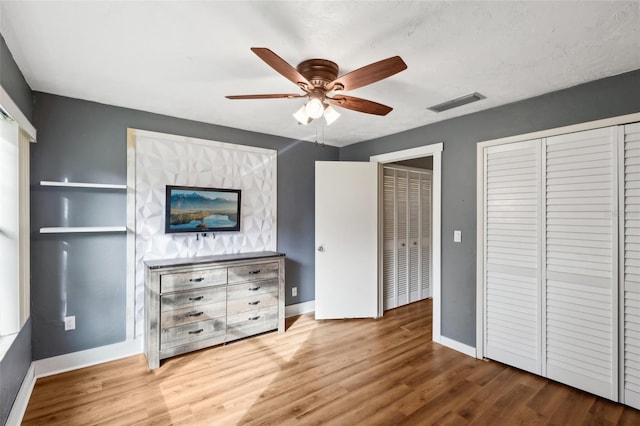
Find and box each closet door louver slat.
[624,122,640,409]
[545,127,617,400]
[484,139,541,375]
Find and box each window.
[0,112,30,337]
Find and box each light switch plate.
[454,230,462,243]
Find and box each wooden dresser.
[144,251,285,369]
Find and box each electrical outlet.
[292,287,297,297]
[64,316,76,331]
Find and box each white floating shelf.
[40,226,127,234]
[40,180,126,190]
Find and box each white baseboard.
[436,335,477,358]
[285,300,315,318]
[34,339,143,378]
[31,303,311,380]
[6,362,35,426]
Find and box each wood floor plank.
[22,299,640,425]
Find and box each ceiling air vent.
[427,92,485,113]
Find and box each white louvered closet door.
[383,166,433,310]
[623,122,640,409]
[544,127,618,400]
[383,168,397,310]
[484,139,541,375]
[408,172,421,302]
[397,171,409,306]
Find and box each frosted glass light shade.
[293,105,310,125]
[323,105,341,125]
[305,98,325,119]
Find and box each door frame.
[370,143,443,342]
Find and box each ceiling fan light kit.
[293,100,341,126]
[226,47,407,127]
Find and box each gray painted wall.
[31,92,338,359]
[0,33,33,121]
[341,68,640,346]
[0,320,31,425]
[0,31,32,425]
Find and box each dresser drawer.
[226,305,278,341]
[161,318,226,350]
[227,262,279,284]
[226,291,277,316]
[161,268,227,293]
[161,286,226,312]
[227,304,278,326]
[227,279,278,300]
[161,301,226,328]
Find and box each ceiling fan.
[226,48,407,126]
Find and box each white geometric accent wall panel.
[130,129,277,337]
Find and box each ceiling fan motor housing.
[297,59,340,90]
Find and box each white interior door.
[544,127,617,400]
[315,161,379,319]
[484,139,542,375]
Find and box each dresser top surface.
[144,251,285,269]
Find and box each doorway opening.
[370,143,443,342]
[382,159,433,311]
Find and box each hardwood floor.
[23,299,640,425]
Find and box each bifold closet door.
[484,139,541,375]
[383,168,432,310]
[383,168,396,310]
[408,172,421,302]
[544,127,617,400]
[383,168,410,309]
[623,122,640,409]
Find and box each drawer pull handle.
[248,270,261,275]
[248,301,260,306]
[189,277,205,283]
[248,286,261,291]
[188,329,204,335]
[188,296,204,301]
[248,316,260,321]
[187,311,204,317]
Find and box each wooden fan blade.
[251,47,314,90]
[329,95,393,116]
[226,94,305,100]
[326,56,407,92]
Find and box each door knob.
[317,245,325,252]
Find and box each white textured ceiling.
[1,1,639,147]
